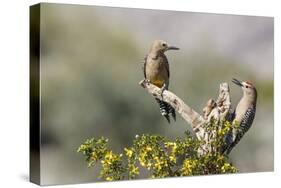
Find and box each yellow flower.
[154,162,162,170]
[105,150,113,160]
[218,129,224,135]
[146,146,152,151]
[147,162,152,170]
[225,126,230,132]
[140,161,145,167]
[182,159,198,175]
[165,142,176,148]
[78,144,87,151]
[124,148,133,158]
[105,177,113,181]
[221,163,235,173]
[169,155,176,163]
[153,157,167,171]
[91,152,98,161]
[130,166,139,174]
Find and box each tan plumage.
[143,40,179,123]
[223,78,257,154]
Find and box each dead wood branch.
[139,79,232,155]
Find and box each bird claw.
[145,79,151,84]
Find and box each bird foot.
[158,84,167,100]
[145,79,151,84]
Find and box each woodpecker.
[224,78,257,154]
[143,40,179,123]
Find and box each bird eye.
[245,85,249,88]
[162,43,167,47]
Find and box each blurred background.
[34,3,273,185]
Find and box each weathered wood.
[216,83,232,120]
[139,79,232,155]
[139,79,205,131]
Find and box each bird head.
[150,40,179,54]
[232,78,257,100]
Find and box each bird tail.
[155,98,176,123]
[220,131,233,154]
[221,127,243,155]
[225,133,243,155]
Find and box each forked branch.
[139,79,232,144]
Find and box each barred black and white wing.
[143,55,148,79]
[225,106,256,154]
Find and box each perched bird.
[143,40,179,123]
[223,78,257,154]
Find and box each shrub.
[77,121,237,181]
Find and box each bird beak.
[232,78,243,87]
[166,46,180,51]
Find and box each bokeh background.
[34,3,273,185]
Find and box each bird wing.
[143,55,147,79]
[163,56,170,78]
[226,106,256,154]
[237,106,256,135]
[164,57,170,89]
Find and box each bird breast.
[235,98,252,123]
[145,57,169,87]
